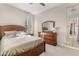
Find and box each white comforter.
[1,35,43,56]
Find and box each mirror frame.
[42,21,55,32]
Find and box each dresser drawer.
[45,34,53,36]
[45,39,56,43]
[45,39,57,46]
[44,36,52,40]
[45,36,56,40]
[45,34,56,37]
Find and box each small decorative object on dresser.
[38,31,57,46]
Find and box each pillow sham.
[4,31,16,38]
[4,31,16,35]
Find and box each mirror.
[42,21,55,32]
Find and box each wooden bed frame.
[0,25,45,56]
[17,42,45,56]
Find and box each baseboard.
[58,43,79,50]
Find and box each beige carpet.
[40,44,79,56]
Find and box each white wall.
[0,4,34,26]
[34,4,75,46]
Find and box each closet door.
[66,4,79,48]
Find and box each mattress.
[1,35,43,56]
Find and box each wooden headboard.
[1,25,25,31]
[0,25,25,40]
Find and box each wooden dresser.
[38,31,57,46]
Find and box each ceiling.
[8,3,61,14]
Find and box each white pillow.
[4,31,16,35]
[4,31,27,37]
[4,31,16,38]
[16,31,27,37]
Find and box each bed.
[0,25,45,56]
